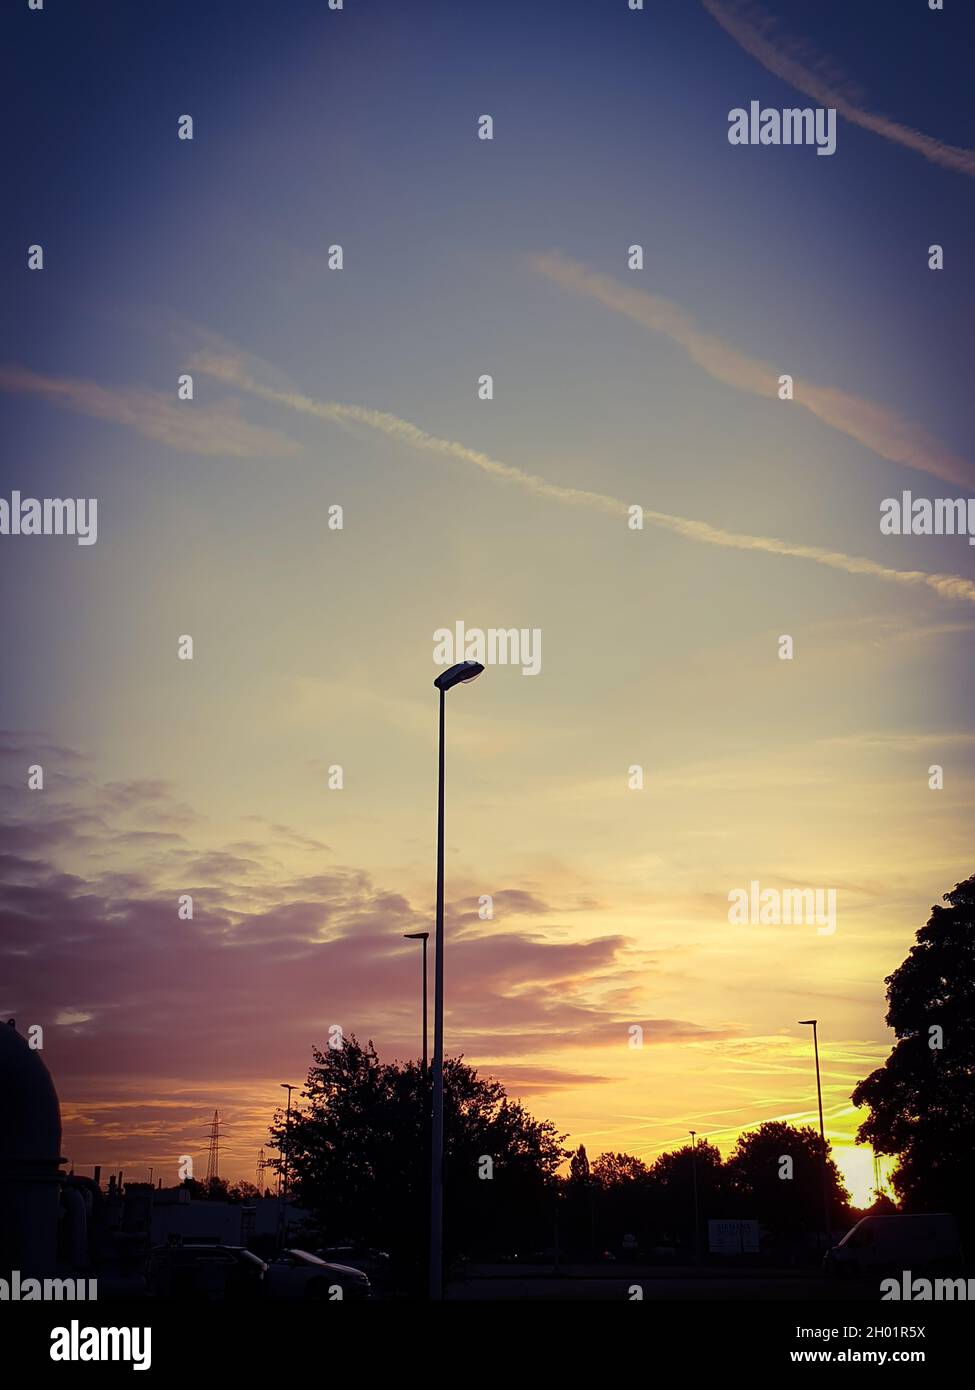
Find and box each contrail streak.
[532,252,973,489]
[702,0,975,178]
[191,350,975,609]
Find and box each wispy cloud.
[532,251,974,489]
[701,0,975,178]
[191,349,975,609]
[0,752,734,1168]
[0,362,301,459]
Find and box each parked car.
[317,1245,391,1289]
[264,1248,370,1300]
[147,1243,266,1300]
[826,1213,963,1279]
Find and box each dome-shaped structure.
[0,1019,61,1159]
[0,1020,64,1277]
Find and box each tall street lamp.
[403,931,430,1074]
[280,1082,296,1203]
[429,659,484,1301]
[689,1130,701,1261]
[798,1020,831,1251]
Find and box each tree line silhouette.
[267,873,975,1284]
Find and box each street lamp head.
[404,931,429,941]
[798,1019,817,1026]
[434,661,485,692]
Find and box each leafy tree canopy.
[853,873,975,1227]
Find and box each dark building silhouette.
[0,1019,63,1277]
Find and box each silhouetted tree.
[855,1191,897,1219]
[726,1121,849,1245]
[562,1144,598,1255]
[226,1180,261,1203]
[178,1175,247,1203]
[852,874,975,1236]
[592,1152,649,1186]
[591,1152,653,1252]
[568,1144,590,1183]
[650,1140,726,1249]
[268,1037,566,1281]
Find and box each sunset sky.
[2,0,974,1209]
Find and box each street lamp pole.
[280,1083,296,1202]
[429,660,484,1302]
[689,1130,700,1261]
[404,931,430,1074]
[430,687,446,1300]
[799,1020,831,1251]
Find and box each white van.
[827,1213,963,1278]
